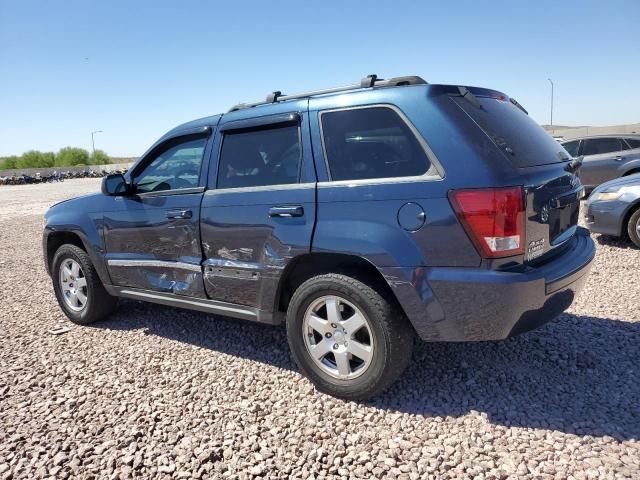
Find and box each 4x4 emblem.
[527,238,546,260]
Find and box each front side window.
[134,138,206,193]
[562,140,580,157]
[582,138,624,156]
[217,124,301,189]
[321,107,431,181]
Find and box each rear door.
[200,102,316,314]
[103,130,212,297]
[580,137,629,188]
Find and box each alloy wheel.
[59,258,88,311]
[302,295,375,379]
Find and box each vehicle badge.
[540,204,549,223]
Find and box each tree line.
[0,148,111,170]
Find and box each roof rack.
[228,74,427,112]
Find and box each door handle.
[269,206,304,217]
[166,209,192,219]
[614,156,624,161]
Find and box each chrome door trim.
[107,259,202,272]
[134,186,205,198]
[204,182,316,196]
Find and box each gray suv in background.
[561,135,640,191]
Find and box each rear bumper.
[584,199,627,237]
[381,227,595,342]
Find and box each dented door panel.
[200,185,314,309]
[103,192,207,297]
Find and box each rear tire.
[286,273,414,400]
[627,208,640,248]
[52,244,118,324]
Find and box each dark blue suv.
[43,75,595,399]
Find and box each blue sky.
[1,0,638,157]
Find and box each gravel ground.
[0,179,638,479]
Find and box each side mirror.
[101,173,130,196]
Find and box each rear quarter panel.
[307,85,523,268]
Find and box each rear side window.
[562,140,580,157]
[217,124,301,189]
[582,138,625,156]
[626,138,640,149]
[452,95,568,167]
[320,107,431,181]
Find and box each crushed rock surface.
[0,179,638,479]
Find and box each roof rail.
[228,74,427,112]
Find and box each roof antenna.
[360,74,378,88]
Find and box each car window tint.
[562,140,580,157]
[582,138,623,156]
[321,107,431,181]
[217,124,301,189]
[135,138,206,193]
[452,95,567,167]
[626,138,640,149]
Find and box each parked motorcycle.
[0,168,127,186]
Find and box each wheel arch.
[44,229,87,274]
[274,253,414,329]
[43,227,112,291]
[621,198,640,239]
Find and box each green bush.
[16,150,55,169]
[89,149,111,165]
[55,147,90,167]
[0,156,19,170]
[0,148,113,170]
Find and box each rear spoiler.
[430,84,529,115]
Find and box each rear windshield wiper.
[509,97,528,115]
[457,86,481,109]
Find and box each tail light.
[449,186,525,258]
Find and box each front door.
[580,137,629,187]
[200,103,316,315]
[103,131,211,298]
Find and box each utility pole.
[91,130,103,155]
[547,78,554,128]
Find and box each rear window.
[626,138,640,149]
[320,107,431,181]
[452,95,568,167]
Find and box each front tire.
[286,273,414,400]
[627,208,640,248]
[51,244,118,324]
